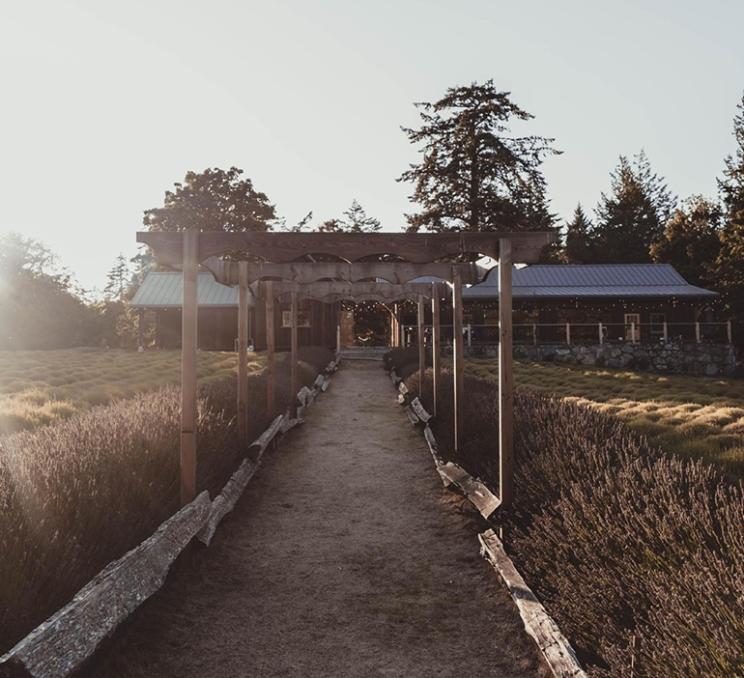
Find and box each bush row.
[389,348,744,677]
[0,347,333,653]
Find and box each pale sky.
[1,0,742,292]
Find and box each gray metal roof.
[131,272,238,308]
[464,264,717,299]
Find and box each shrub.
[401,365,744,677]
[0,349,332,653]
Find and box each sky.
[1,0,743,292]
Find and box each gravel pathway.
[84,361,547,678]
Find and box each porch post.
[452,267,464,453]
[417,295,426,396]
[265,281,276,416]
[291,290,299,416]
[237,262,249,445]
[695,321,701,344]
[499,237,514,509]
[598,322,603,345]
[532,322,537,346]
[727,320,733,345]
[180,229,199,506]
[663,320,668,343]
[566,321,571,346]
[137,309,145,350]
[431,284,441,418]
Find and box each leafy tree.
[0,233,96,349]
[563,203,595,264]
[398,80,560,233]
[317,200,381,233]
[592,151,676,262]
[143,167,277,232]
[715,94,744,342]
[104,253,131,301]
[650,196,721,287]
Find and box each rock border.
[388,366,586,678]
[0,359,339,678]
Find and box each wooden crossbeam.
[255,280,448,303]
[202,259,485,286]
[138,230,556,267]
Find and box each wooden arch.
[137,229,557,511]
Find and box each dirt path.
[85,361,547,678]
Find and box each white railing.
[399,321,733,347]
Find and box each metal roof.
[131,272,238,308]
[464,264,717,299]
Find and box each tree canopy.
[143,167,277,232]
[650,196,721,287]
[715,94,744,336]
[563,203,594,264]
[399,81,559,233]
[592,151,675,262]
[316,200,381,233]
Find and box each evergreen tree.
[593,151,675,262]
[650,196,721,287]
[715,94,744,341]
[144,167,277,232]
[398,80,560,233]
[316,200,381,233]
[104,254,131,301]
[564,203,595,264]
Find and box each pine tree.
[650,196,721,287]
[593,151,675,262]
[398,80,559,233]
[316,200,381,233]
[715,93,744,341]
[564,203,595,263]
[104,254,131,301]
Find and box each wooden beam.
[265,281,276,416]
[452,267,464,453]
[431,285,441,418]
[290,290,299,417]
[180,229,199,506]
[202,259,485,286]
[417,295,425,397]
[139,231,556,267]
[256,280,447,304]
[237,262,249,445]
[499,238,514,509]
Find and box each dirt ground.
[83,361,548,678]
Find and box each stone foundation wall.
[467,342,737,377]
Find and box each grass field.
[0,349,262,435]
[467,359,744,477]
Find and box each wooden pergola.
[137,230,556,511]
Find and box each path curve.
[84,361,547,677]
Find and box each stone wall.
[469,342,737,377]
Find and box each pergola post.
[237,262,249,445]
[321,300,328,348]
[417,295,426,396]
[431,284,441,418]
[452,268,464,453]
[498,238,514,509]
[265,281,276,416]
[291,290,299,416]
[180,229,199,507]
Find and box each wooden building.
[130,271,338,350]
[395,263,724,345]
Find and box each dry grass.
[466,359,744,478]
[0,346,334,653]
[0,349,264,435]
